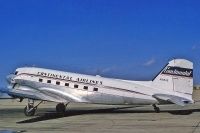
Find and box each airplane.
[1,59,194,116]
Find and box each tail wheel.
[56,103,66,114]
[153,104,160,113]
[154,107,160,113]
[24,105,36,116]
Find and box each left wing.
[38,87,87,103]
[3,86,88,103]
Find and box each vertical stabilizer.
[153,59,193,96]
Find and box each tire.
[56,103,66,114]
[24,106,36,116]
[154,107,160,113]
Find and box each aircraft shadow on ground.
[17,107,200,124]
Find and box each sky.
[0,0,200,88]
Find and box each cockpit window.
[15,71,18,75]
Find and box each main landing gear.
[24,99,70,116]
[153,104,160,113]
[56,103,69,114]
[24,99,43,116]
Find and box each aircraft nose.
[6,74,16,84]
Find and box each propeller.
[6,74,16,84]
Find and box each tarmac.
[0,90,200,133]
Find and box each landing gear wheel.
[56,103,66,114]
[24,105,36,116]
[154,107,160,113]
[153,104,160,113]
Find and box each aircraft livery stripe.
[17,73,151,97]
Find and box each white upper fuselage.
[8,67,190,105]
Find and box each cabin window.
[47,80,51,84]
[65,83,69,87]
[15,71,18,75]
[83,86,88,90]
[74,84,79,88]
[93,88,98,91]
[39,78,43,82]
[56,81,60,85]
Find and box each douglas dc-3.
[0,59,194,116]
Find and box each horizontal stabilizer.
[153,94,193,106]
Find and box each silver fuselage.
[7,66,192,105]
[7,67,158,105]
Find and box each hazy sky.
[0,0,199,87]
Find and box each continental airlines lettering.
[37,72,103,85]
[162,66,193,77]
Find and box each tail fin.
[153,59,193,96]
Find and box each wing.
[153,94,193,106]
[38,87,87,103]
[4,86,87,103]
